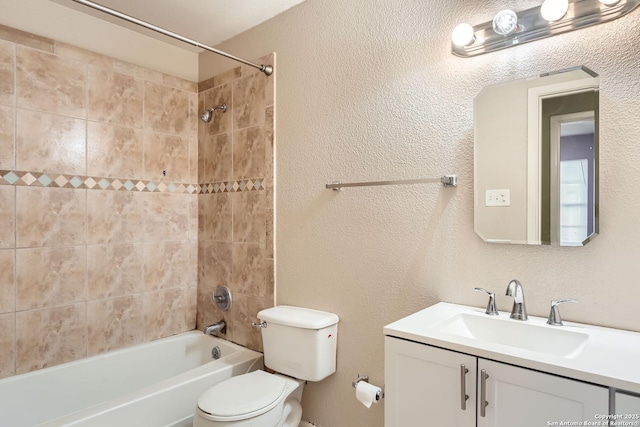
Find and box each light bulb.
[452,23,475,47]
[541,0,569,22]
[599,0,620,4]
[492,10,518,35]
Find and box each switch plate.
[485,189,510,207]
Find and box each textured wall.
[196,55,276,351]
[201,0,640,426]
[0,26,198,379]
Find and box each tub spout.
[204,320,226,335]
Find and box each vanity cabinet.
[384,337,477,426]
[385,337,608,427]
[616,392,640,415]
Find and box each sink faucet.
[505,279,528,321]
[204,320,226,335]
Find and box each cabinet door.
[616,391,640,416]
[478,359,608,427]
[384,337,476,427]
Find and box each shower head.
[200,104,228,123]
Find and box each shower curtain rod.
[69,0,273,76]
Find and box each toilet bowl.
[194,371,303,427]
[194,306,339,427]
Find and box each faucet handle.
[547,299,578,326]
[474,287,499,316]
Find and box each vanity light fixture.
[492,10,519,35]
[451,0,640,57]
[452,23,475,47]
[540,0,569,21]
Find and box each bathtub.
[0,331,263,427]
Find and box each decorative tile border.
[0,170,265,194]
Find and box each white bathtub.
[0,331,263,427]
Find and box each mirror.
[474,66,599,246]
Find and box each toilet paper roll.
[355,381,381,408]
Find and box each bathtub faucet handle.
[251,321,267,328]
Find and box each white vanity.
[384,303,640,427]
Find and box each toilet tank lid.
[258,305,339,329]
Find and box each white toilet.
[194,305,339,427]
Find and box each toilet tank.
[257,306,339,382]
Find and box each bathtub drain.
[211,346,221,360]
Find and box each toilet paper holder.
[352,374,385,401]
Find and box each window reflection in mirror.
[543,90,598,246]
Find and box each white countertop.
[383,302,640,394]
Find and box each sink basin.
[431,312,589,358]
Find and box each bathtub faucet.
[204,320,226,335]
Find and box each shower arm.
[69,0,273,76]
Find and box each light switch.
[485,189,510,207]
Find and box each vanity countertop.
[384,302,640,393]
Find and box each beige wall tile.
[232,192,266,244]
[0,24,54,53]
[16,246,86,311]
[143,193,190,242]
[0,313,15,378]
[16,46,86,118]
[202,133,232,182]
[16,187,85,248]
[143,132,189,182]
[0,105,15,169]
[199,193,232,242]
[143,241,190,292]
[232,243,266,297]
[16,109,86,175]
[233,126,266,180]
[162,73,197,92]
[16,304,86,374]
[113,60,163,83]
[200,241,233,288]
[87,244,143,300]
[143,288,189,341]
[87,295,143,356]
[88,67,143,128]
[144,82,189,135]
[187,286,197,330]
[188,195,198,241]
[197,67,240,92]
[87,122,143,178]
[189,92,198,184]
[266,209,274,259]
[0,40,15,107]
[0,250,15,314]
[202,84,232,136]
[87,190,143,244]
[54,42,113,68]
[0,187,14,249]
[231,294,272,351]
[264,106,275,198]
[233,74,266,129]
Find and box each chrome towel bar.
[326,175,457,191]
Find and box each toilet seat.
[197,370,287,422]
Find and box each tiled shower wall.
[0,25,199,379]
[196,54,275,352]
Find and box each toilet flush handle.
[251,321,267,328]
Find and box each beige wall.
[0,26,199,378]
[201,0,640,426]
[196,55,276,352]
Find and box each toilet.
[194,305,339,427]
